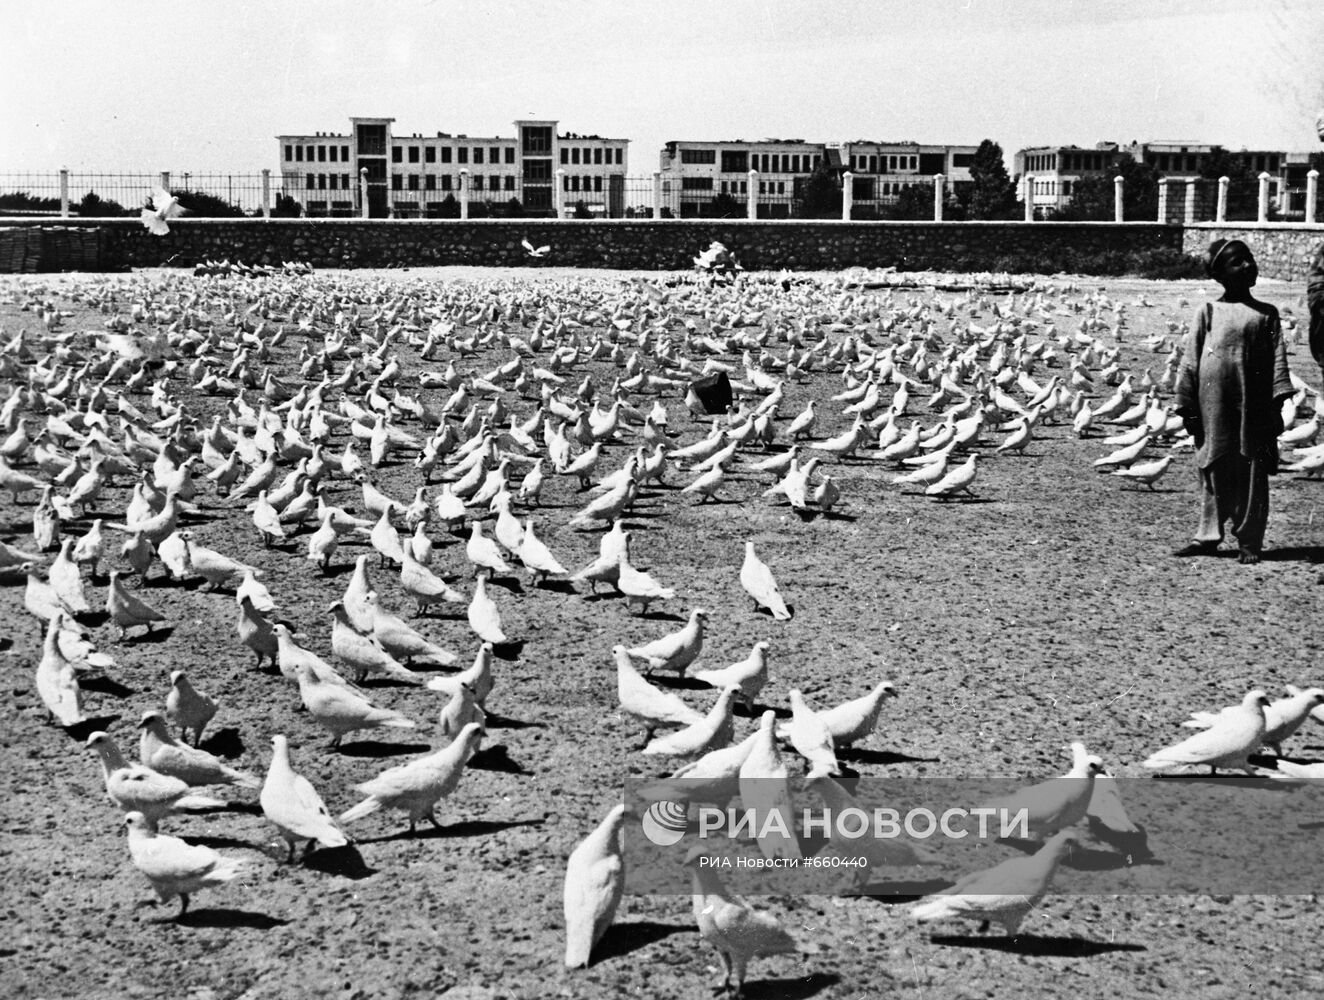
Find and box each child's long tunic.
[1175,299,1292,550]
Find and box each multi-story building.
[277,117,628,218]
[1015,140,1312,217]
[658,138,977,217]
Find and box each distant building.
[658,138,977,217]
[277,117,628,217]
[1015,140,1313,217]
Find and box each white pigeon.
[122,811,243,919]
[925,454,979,499]
[626,608,708,677]
[1110,454,1172,490]
[427,642,495,706]
[686,847,798,996]
[466,571,509,645]
[563,803,627,969]
[86,731,225,829]
[293,661,418,748]
[140,186,185,236]
[643,686,741,757]
[977,742,1103,840]
[815,681,897,747]
[261,734,349,862]
[522,238,551,258]
[1143,689,1269,774]
[35,616,87,726]
[784,689,840,779]
[739,541,791,620]
[691,641,770,708]
[911,829,1079,935]
[737,711,802,861]
[137,711,259,789]
[339,723,485,835]
[615,645,704,746]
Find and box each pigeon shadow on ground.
[469,744,534,775]
[176,908,290,930]
[198,727,245,758]
[64,715,122,741]
[362,816,544,844]
[740,702,791,720]
[851,878,955,903]
[533,579,577,595]
[1262,544,1324,564]
[319,561,356,579]
[303,843,377,880]
[820,509,856,522]
[652,674,712,692]
[336,740,432,758]
[123,626,177,645]
[927,933,1147,957]
[742,972,841,1000]
[487,575,525,596]
[838,747,939,767]
[0,635,11,651]
[1154,773,1295,790]
[589,920,689,964]
[219,801,264,817]
[929,495,995,505]
[994,836,1148,872]
[186,832,260,851]
[482,711,543,731]
[490,640,525,660]
[79,675,136,698]
[76,610,111,627]
[635,608,685,623]
[1301,820,1324,831]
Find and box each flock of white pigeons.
[2,252,1323,998]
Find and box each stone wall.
[1182,223,1324,283]
[0,217,1187,276]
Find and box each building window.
[739,181,746,194]
[342,145,349,160]
[472,175,483,191]
[682,177,713,190]
[457,147,468,164]
[306,175,315,189]
[592,148,601,165]
[317,174,325,189]
[441,175,452,190]
[474,148,484,164]
[522,125,552,154]
[284,145,293,161]
[505,176,514,191]
[560,148,568,164]
[720,150,748,173]
[392,147,402,163]
[614,148,622,164]
[594,176,602,192]
[681,148,716,164]
[329,146,338,162]
[408,146,419,163]
[571,148,580,164]
[408,174,419,190]
[425,146,435,163]
[759,181,766,194]
[295,146,303,161]
[391,174,402,190]
[441,147,452,163]
[342,173,350,188]
[424,175,435,190]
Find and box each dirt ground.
[1,264,1322,1000]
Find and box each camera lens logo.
[640,801,688,847]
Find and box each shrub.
[0,191,60,213]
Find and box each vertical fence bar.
[932,174,944,221]
[1216,176,1229,222]
[1023,176,1034,221]
[160,171,170,193]
[460,169,470,220]
[59,168,70,218]
[652,171,662,219]
[554,169,565,218]
[746,169,757,220]
[1307,169,1319,225]
[1113,175,1124,222]
[1257,172,1270,222]
[261,169,271,219]
[841,171,854,221]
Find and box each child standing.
[1174,239,1293,564]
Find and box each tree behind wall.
[796,161,841,219]
[1199,147,1263,221]
[1054,158,1159,221]
[962,140,1018,220]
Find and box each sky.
[2,0,1321,176]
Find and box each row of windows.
[850,154,921,172]
[560,147,623,165]
[391,174,519,192]
[393,145,516,165]
[677,150,820,174]
[1060,152,1113,172]
[563,176,606,192]
[1026,153,1057,172]
[718,180,749,195]
[287,144,351,163]
[305,174,353,190]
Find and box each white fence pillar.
[261,169,271,219]
[652,171,662,219]
[1023,176,1035,221]
[1273,176,1284,213]
[1257,171,1270,222]
[841,171,854,221]
[159,171,170,193]
[554,168,565,218]
[1307,169,1319,225]
[460,169,470,220]
[932,174,944,221]
[1216,175,1229,222]
[1157,178,1170,223]
[1183,177,1199,223]
[59,168,69,218]
[1113,175,1124,222]
[359,168,369,218]
[746,169,758,219]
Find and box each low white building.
[277,117,628,217]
